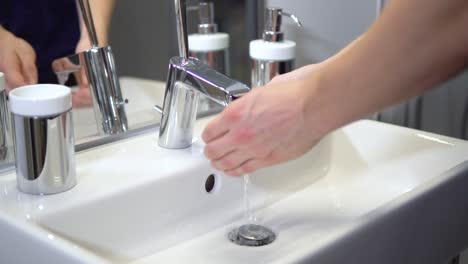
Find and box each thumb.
[17,45,38,85]
[4,55,27,92]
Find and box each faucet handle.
[153,105,163,115]
[117,98,129,107]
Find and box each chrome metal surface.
[251,59,293,87]
[198,24,218,34]
[13,111,76,195]
[263,8,284,42]
[153,105,163,115]
[197,2,218,34]
[191,48,230,113]
[190,49,229,75]
[228,224,276,247]
[52,46,128,135]
[175,0,189,60]
[252,8,300,87]
[158,57,250,149]
[263,8,302,42]
[77,0,99,47]
[282,12,302,27]
[0,89,11,161]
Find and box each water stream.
[228,174,276,247]
[243,174,257,223]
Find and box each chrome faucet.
[52,0,128,135]
[155,0,250,149]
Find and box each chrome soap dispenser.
[188,2,230,74]
[250,8,302,87]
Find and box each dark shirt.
[0,0,80,84]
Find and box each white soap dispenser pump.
[188,2,230,75]
[250,8,302,87]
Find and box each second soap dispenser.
[250,8,302,87]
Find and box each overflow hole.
[205,174,216,193]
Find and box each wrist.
[79,33,91,46]
[300,63,356,138]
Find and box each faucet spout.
[158,57,250,149]
[169,57,249,105]
[158,0,250,149]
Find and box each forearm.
[0,25,10,40]
[77,0,115,45]
[308,0,468,135]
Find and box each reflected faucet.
[0,73,11,161]
[52,0,128,135]
[155,0,250,149]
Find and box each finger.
[202,100,246,142]
[17,45,38,84]
[4,57,27,90]
[204,122,259,160]
[72,88,93,108]
[80,67,89,87]
[224,157,278,177]
[211,149,252,172]
[73,71,83,87]
[203,131,236,160]
[201,113,230,143]
[20,59,38,85]
[225,150,280,176]
[51,59,64,72]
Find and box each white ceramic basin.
[1,118,468,264]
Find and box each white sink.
[1,118,468,264]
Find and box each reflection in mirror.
[0,73,14,173]
[0,0,264,173]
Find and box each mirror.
[0,0,265,172]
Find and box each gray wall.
[267,0,377,66]
[267,0,468,141]
[109,1,177,81]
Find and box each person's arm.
[314,0,468,135]
[76,0,115,49]
[0,25,38,91]
[202,0,468,176]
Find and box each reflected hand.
[202,64,327,176]
[0,27,38,92]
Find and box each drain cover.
[228,224,276,247]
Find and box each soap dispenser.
[188,2,230,75]
[250,8,302,87]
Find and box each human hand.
[202,64,328,176]
[0,26,38,92]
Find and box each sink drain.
[228,224,276,247]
